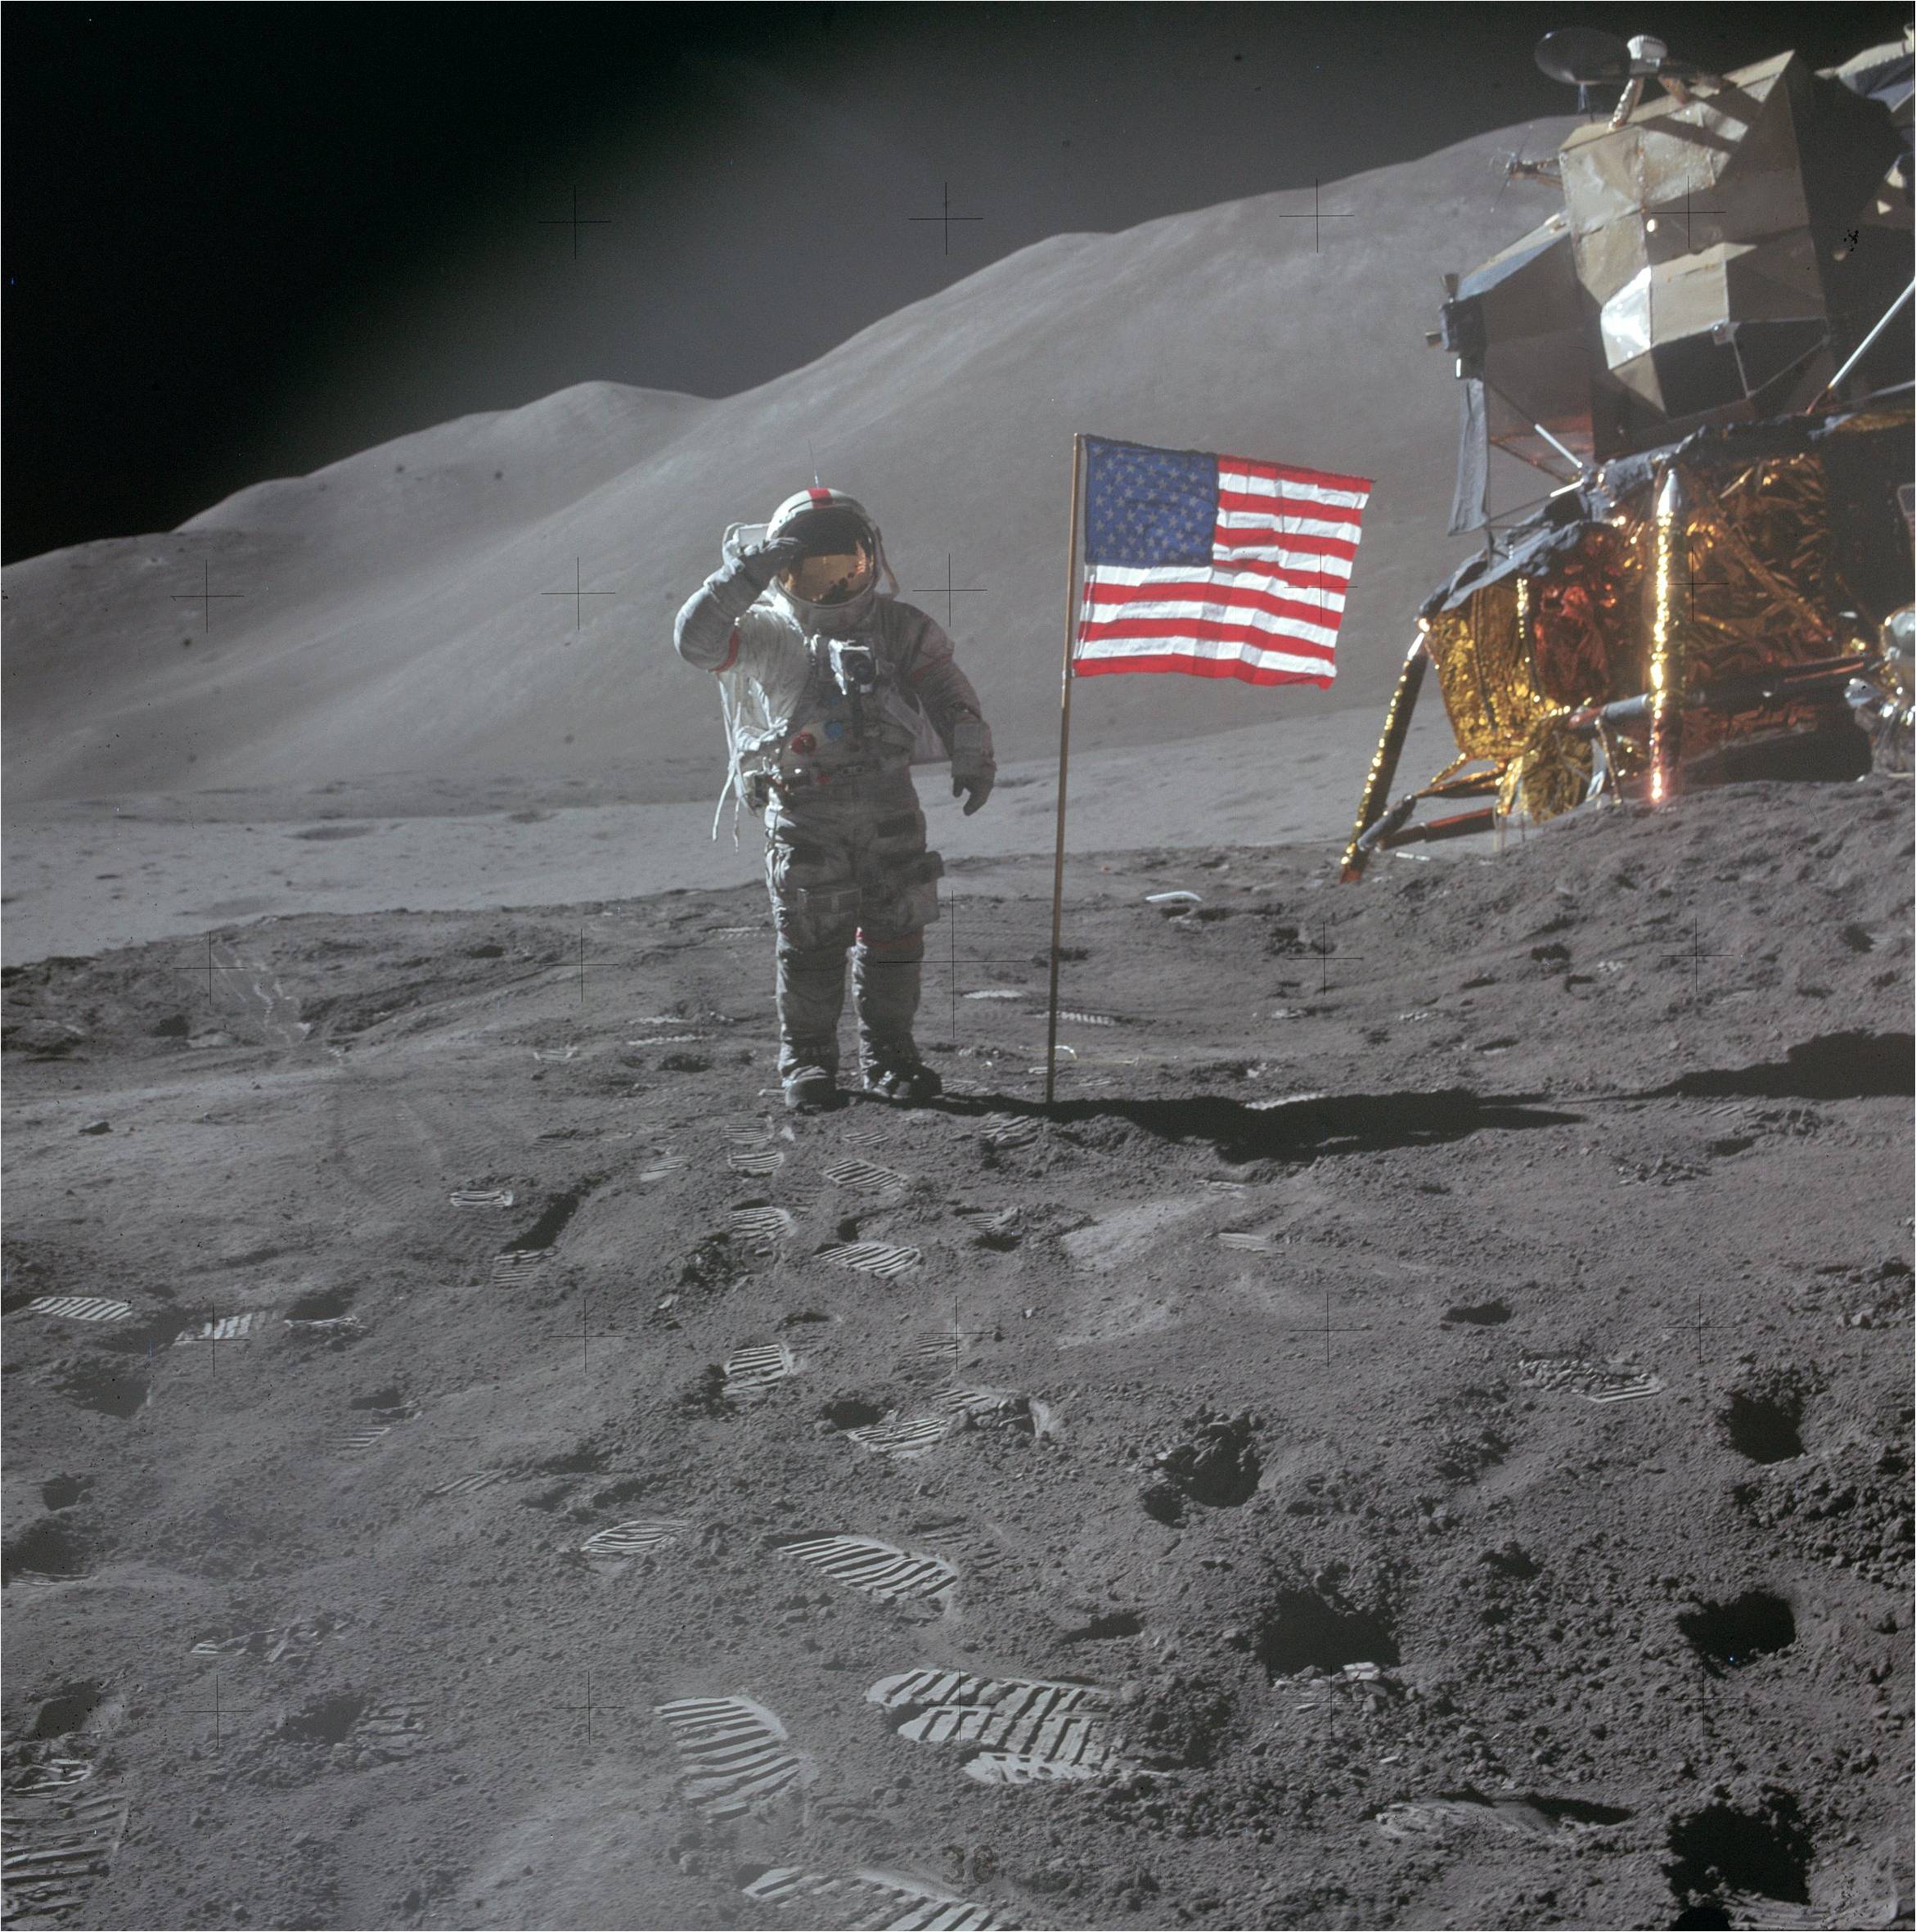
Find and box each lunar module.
[1343,25,1914,880]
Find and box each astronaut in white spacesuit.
[674,488,996,1112]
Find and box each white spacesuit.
[674,488,996,1111]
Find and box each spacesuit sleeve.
[674,548,769,673]
[898,607,994,763]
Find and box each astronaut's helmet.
[767,487,879,607]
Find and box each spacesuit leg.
[851,790,944,1095]
[764,805,861,1082]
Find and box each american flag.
[1073,435,1372,687]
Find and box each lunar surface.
[3,770,1911,1930]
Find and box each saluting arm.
[674,534,803,672]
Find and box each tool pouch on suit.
[862,849,944,933]
[774,880,863,949]
[767,834,862,948]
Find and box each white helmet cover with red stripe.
[765,486,893,615]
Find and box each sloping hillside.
[1,117,1580,804]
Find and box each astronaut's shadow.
[920,1087,1581,1164]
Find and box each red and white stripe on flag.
[1073,454,1372,687]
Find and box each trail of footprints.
[9,1042,1094,1925]
[654,1696,810,1818]
[743,1866,1012,1930]
[825,1157,911,1196]
[870,1669,1129,1785]
[580,1519,692,1571]
[723,1343,798,1402]
[817,1241,923,1278]
[775,1536,956,1609]
[1519,1354,1664,1404]
[23,1296,131,1323]
[0,1778,130,1923]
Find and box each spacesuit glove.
[953,770,995,815]
[717,535,806,602]
[948,714,996,816]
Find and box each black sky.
[3,2,1905,564]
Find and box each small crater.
[537,1444,610,1476]
[587,1478,657,1508]
[1140,1483,1184,1526]
[1149,1410,1261,1509]
[680,1365,729,1416]
[31,1678,105,1738]
[1442,1299,1510,1326]
[286,1288,354,1322]
[1722,1385,1805,1464]
[1665,1789,1812,1911]
[350,1385,407,1411]
[510,1182,595,1252]
[40,1475,94,1511]
[45,1357,148,1419]
[1060,1610,1144,1642]
[1479,1542,1540,1580]
[1254,1586,1400,1679]
[2,1518,101,1585]
[279,1691,369,1745]
[468,943,506,959]
[821,1397,886,1430]
[1678,1590,1795,1673]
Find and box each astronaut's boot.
[853,929,942,1103]
[776,940,848,1113]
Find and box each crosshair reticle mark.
[570,1291,623,1375]
[169,561,245,633]
[938,898,1059,1054]
[560,921,625,1010]
[159,934,259,1011]
[905,554,987,628]
[1275,178,1357,252]
[1656,172,1726,250]
[1662,918,1738,1000]
[1272,1287,1368,1370]
[183,1671,236,1753]
[1670,1294,1727,1368]
[173,1308,244,1381]
[1671,531,1734,621]
[906,181,982,255]
[542,560,618,633]
[537,185,613,259]
[558,1669,623,1743]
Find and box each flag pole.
[1045,433,1086,1110]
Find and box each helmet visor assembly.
[779,544,875,606]
[770,502,878,607]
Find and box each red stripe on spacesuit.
[857,930,924,952]
[715,624,740,673]
[807,487,831,503]
[907,655,948,683]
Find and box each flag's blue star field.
[1084,436,1218,568]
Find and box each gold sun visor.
[779,544,875,606]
